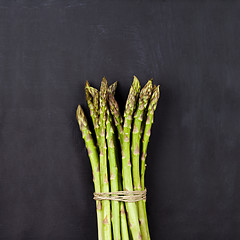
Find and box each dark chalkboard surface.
[0,1,239,239]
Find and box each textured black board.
[0,1,240,239]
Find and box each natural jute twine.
[93,189,147,203]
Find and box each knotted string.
[93,189,147,202]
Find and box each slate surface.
[0,1,239,239]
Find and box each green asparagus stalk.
[122,76,142,239]
[76,105,103,240]
[106,108,121,240]
[140,85,160,191]
[99,77,112,240]
[107,82,129,240]
[131,80,152,239]
[140,85,160,240]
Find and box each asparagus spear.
[109,82,131,240]
[140,85,160,191]
[106,108,121,240]
[140,85,160,239]
[131,80,152,239]
[99,77,112,240]
[76,105,103,240]
[122,76,142,239]
[110,81,131,239]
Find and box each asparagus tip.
[151,85,160,103]
[155,85,160,97]
[140,79,153,98]
[102,76,108,84]
[76,105,83,119]
[88,86,98,97]
[108,81,118,95]
[133,75,141,91]
[111,81,118,88]
[85,81,91,99]
[85,80,90,88]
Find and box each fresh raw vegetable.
[76,76,160,240]
[131,80,153,239]
[76,105,103,240]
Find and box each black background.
[0,1,240,239]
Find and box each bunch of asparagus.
[76,76,160,240]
